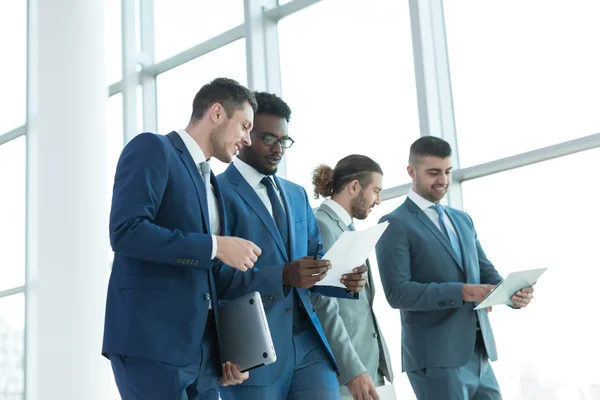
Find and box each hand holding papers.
[316,221,389,288]
[474,267,547,310]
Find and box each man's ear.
[209,103,224,124]
[407,165,416,180]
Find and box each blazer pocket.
[119,275,174,291]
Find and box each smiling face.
[408,155,452,204]
[238,113,289,175]
[210,101,254,163]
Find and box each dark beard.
[350,190,370,220]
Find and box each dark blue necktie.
[261,177,289,255]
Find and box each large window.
[105,0,122,85]
[461,148,600,398]
[278,0,420,205]
[153,0,244,62]
[0,137,26,292]
[444,1,600,167]
[0,293,25,400]
[0,1,27,134]
[156,39,247,175]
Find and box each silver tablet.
[218,291,277,373]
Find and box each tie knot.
[199,161,211,174]
[348,222,356,231]
[261,176,275,187]
[430,204,444,216]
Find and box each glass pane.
[156,40,247,175]
[107,94,124,265]
[0,137,26,292]
[153,0,244,62]
[444,1,600,167]
[461,148,600,398]
[105,0,122,85]
[278,0,419,206]
[0,1,27,134]
[0,293,25,400]
[353,196,416,399]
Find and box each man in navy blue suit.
[376,136,534,399]
[216,92,368,400]
[103,78,263,400]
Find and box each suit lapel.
[274,176,293,260]
[445,209,478,283]
[167,131,210,233]
[406,198,464,273]
[319,203,375,298]
[226,164,288,261]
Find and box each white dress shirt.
[407,188,458,237]
[233,157,285,217]
[322,198,353,228]
[177,129,219,259]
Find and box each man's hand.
[510,286,534,308]
[346,373,380,400]
[219,361,248,386]
[283,256,332,289]
[216,237,262,272]
[462,284,496,303]
[341,265,368,293]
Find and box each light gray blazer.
[311,203,393,390]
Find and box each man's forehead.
[422,156,452,169]
[254,114,288,136]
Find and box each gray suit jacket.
[311,203,393,391]
[375,198,503,372]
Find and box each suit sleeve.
[310,217,366,385]
[214,262,287,302]
[375,214,464,311]
[109,133,213,268]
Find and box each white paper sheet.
[315,221,389,288]
[375,384,398,400]
[474,267,547,310]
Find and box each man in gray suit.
[310,155,394,400]
[376,136,534,399]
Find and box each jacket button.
[194,260,199,266]
[176,258,182,264]
[373,333,379,338]
[204,293,210,301]
[286,308,292,313]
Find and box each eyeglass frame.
[251,129,295,149]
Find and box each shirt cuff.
[211,235,218,259]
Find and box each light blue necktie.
[348,222,355,231]
[431,204,463,267]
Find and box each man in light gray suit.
[376,136,534,400]
[310,155,394,400]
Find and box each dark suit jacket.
[215,163,356,386]
[376,197,502,372]
[102,131,225,367]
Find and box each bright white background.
[1,0,599,399]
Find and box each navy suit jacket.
[102,131,225,367]
[215,163,356,386]
[375,198,503,372]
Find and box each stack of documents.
[316,221,389,288]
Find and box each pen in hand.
[313,241,322,260]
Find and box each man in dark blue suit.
[103,78,263,400]
[376,136,534,399]
[216,92,368,400]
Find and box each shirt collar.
[233,157,268,189]
[177,129,207,165]
[322,198,353,227]
[407,188,439,211]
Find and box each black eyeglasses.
[252,129,295,149]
